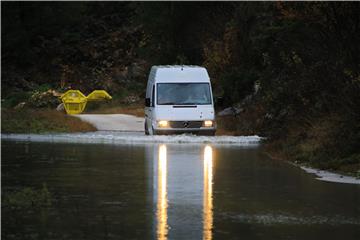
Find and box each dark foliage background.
[2,2,359,172]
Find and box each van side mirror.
[145,98,151,107]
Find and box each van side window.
[151,85,155,107]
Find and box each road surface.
[74,114,144,131]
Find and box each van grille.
[169,121,203,129]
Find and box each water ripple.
[1,132,262,146]
[222,213,360,225]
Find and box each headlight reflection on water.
[157,144,168,240]
[156,144,214,240]
[203,145,213,240]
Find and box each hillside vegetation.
[2,2,359,174]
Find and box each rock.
[28,90,60,108]
[217,85,258,117]
[218,107,243,116]
[14,102,26,110]
[49,89,62,97]
[56,103,65,112]
[234,107,244,115]
[218,107,234,116]
[122,95,140,104]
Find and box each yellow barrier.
[87,90,112,101]
[60,90,112,114]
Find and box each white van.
[144,65,216,136]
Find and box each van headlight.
[158,120,169,128]
[203,120,213,127]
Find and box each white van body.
[144,65,216,135]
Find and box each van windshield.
[157,83,212,105]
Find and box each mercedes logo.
[183,121,189,128]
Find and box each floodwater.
[2,140,360,240]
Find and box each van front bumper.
[153,127,216,136]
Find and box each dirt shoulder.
[1,109,96,133]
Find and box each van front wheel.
[144,122,149,135]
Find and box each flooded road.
[2,140,360,240]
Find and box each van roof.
[151,65,210,83]
[152,65,204,69]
